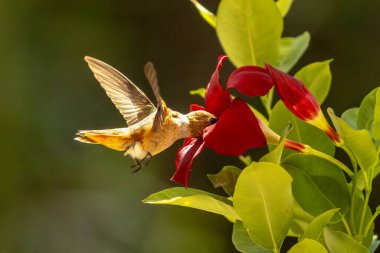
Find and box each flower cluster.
[172,56,340,187]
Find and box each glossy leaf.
[276,32,310,73]
[208,165,241,196]
[291,200,315,236]
[288,239,328,253]
[234,162,293,249]
[260,125,291,164]
[282,154,349,221]
[216,0,283,67]
[294,60,332,104]
[232,221,272,253]
[143,187,240,221]
[269,102,335,158]
[342,107,359,129]
[334,117,378,171]
[190,0,216,28]
[370,235,380,253]
[357,88,380,140]
[324,228,370,253]
[300,208,340,242]
[348,190,374,247]
[276,0,293,17]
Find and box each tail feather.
[75,129,132,151]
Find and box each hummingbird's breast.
[139,111,190,156]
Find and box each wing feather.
[144,62,166,131]
[85,56,156,126]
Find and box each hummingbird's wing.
[85,56,156,126]
[144,62,167,131]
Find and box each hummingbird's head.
[186,110,217,138]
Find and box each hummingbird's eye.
[210,118,218,124]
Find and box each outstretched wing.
[144,62,167,131]
[85,56,156,126]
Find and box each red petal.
[203,98,266,155]
[189,104,205,112]
[227,66,274,96]
[265,64,321,121]
[171,138,206,187]
[204,55,232,117]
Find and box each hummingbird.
[75,57,217,172]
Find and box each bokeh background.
[0,0,380,252]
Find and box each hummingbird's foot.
[141,152,152,166]
[130,159,142,173]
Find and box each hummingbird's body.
[76,57,216,172]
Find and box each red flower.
[265,64,342,145]
[171,56,267,187]
[225,62,342,145]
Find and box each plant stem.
[358,189,371,237]
[363,211,380,236]
[341,216,353,236]
[305,146,354,177]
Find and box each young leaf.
[294,60,333,104]
[288,239,328,253]
[143,187,240,221]
[232,221,272,253]
[233,162,293,250]
[357,87,380,141]
[189,87,206,98]
[373,88,380,141]
[282,154,349,221]
[260,124,291,164]
[324,228,370,253]
[208,165,241,196]
[300,208,340,242]
[216,0,283,67]
[276,0,294,17]
[342,107,359,129]
[269,101,335,158]
[370,235,380,253]
[276,32,310,73]
[190,0,216,28]
[333,116,378,171]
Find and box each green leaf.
[269,102,335,158]
[239,155,252,166]
[208,165,241,196]
[324,228,370,253]
[232,220,272,253]
[233,162,293,249]
[374,88,380,141]
[216,0,283,67]
[143,187,240,221]
[357,88,380,141]
[347,190,374,247]
[290,200,315,236]
[282,154,349,221]
[260,125,291,164]
[334,117,378,171]
[190,0,216,28]
[342,108,359,129]
[189,87,206,98]
[288,239,328,253]
[294,60,333,104]
[276,32,310,73]
[300,208,340,242]
[276,0,293,17]
[370,235,380,253]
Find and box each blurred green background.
[0,0,380,252]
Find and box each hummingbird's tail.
[75,129,132,151]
